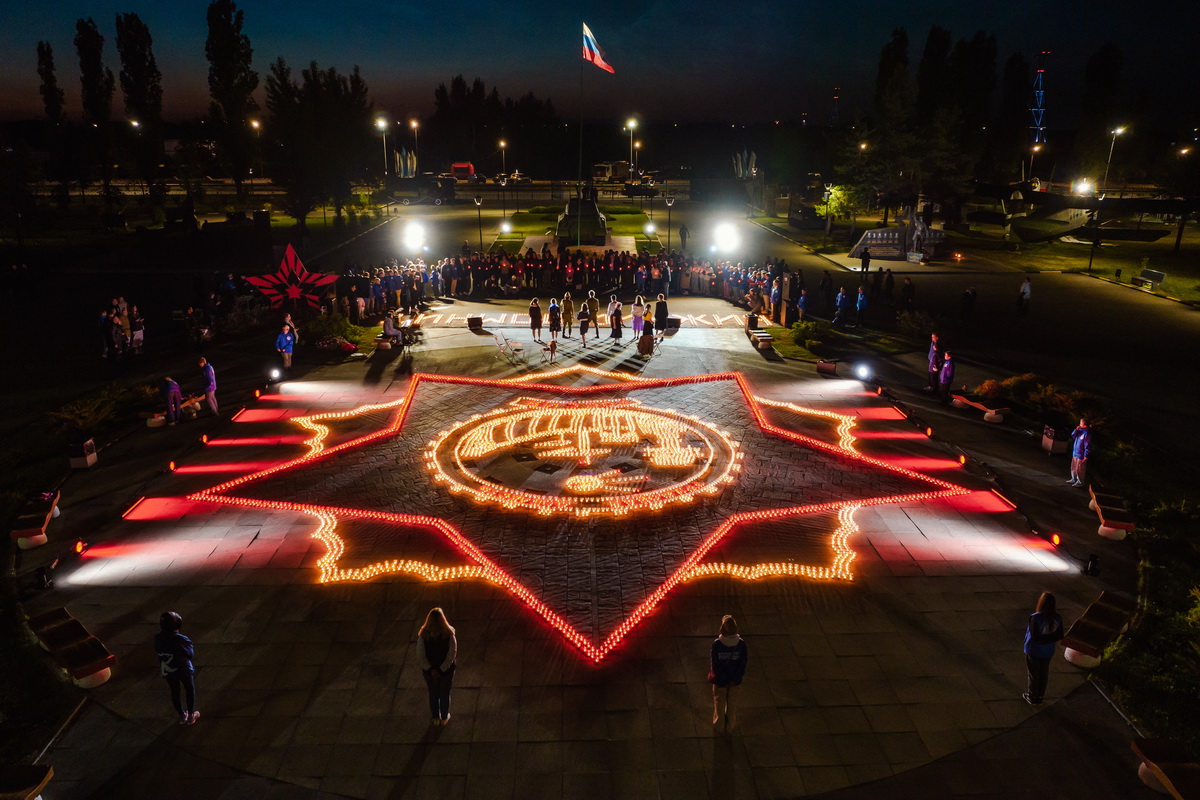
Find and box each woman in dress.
[528,298,543,341]
[577,300,591,347]
[631,295,645,338]
[607,295,623,340]
[547,298,562,343]
[417,607,458,726]
[561,292,575,338]
[653,293,669,334]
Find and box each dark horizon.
[2,1,1198,130]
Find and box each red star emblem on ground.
[186,368,968,662]
[245,243,337,308]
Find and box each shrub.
[597,205,643,215]
[790,320,827,347]
[895,310,937,339]
[304,312,365,344]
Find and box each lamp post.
[625,117,637,166]
[500,178,507,218]
[1103,126,1126,191]
[499,139,507,176]
[410,120,419,176]
[1029,144,1042,180]
[665,195,675,252]
[634,140,641,175]
[823,183,834,249]
[375,117,389,177]
[250,119,261,193]
[474,195,483,254]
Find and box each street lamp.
[634,140,641,175]
[1029,144,1042,180]
[410,120,419,176]
[473,195,483,253]
[375,117,389,177]
[1103,126,1126,191]
[665,195,675,252]
[625,118,637,165]
[823,183,834,248]
[499,139,507,176]
[500,177,507,218]
[250,119,261,192]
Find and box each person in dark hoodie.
[708,614,748,731]
[155,611,198,724]
[1023,592,1064,705]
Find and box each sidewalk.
[22,301,1155,799]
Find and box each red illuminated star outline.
[245,244,337,309]
[187,367,970,662]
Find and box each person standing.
[129,306,145,354]
[162,377,184,426]
[1017,277,1032,316]
[708,615,748,732]
[679,224,689,251]
[854,286,868,327]
[653,293,669,334]
[561,292,575,338]
[1068,419,1091,487]
[1023,592,1064,705]
[276,324,295,370]
[938,351,955,404]
[922,333,943,392]
[860,247,871,281]
[796,288,809,322]
[528,298,543,341]
[577,301,591,347]
[547,298,561,343]
[818,270,833,313]
[417,607,457,726]
[631,295,646,338]
[900,277,916,311]
[607,295,623,340]
[883,269,895,305]
[155,611,199,724]
[960,287,977,321]
[832,287,849,327]
[198,357,218,417]
[769,279,782,322]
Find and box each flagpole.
[577,45,584,248]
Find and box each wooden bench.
[22,606,116,688]
[1130,738,1200,798]
[951,394,1011,423]
[1088,483,1135,540]
[9,492,59,550]
[0,764,54,800]
[1062,590,1138,669]
[748,330,774,350]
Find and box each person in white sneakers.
[418,607,457,726]
[155,612,199,724]
[1068,419,1091,487]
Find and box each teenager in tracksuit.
[1068,419,1091,487]
[708,615,748,732]
[1023,592,1064,705]
[155,611,199,724]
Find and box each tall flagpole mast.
[577,53,584,248]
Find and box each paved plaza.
[26,300,1153,798]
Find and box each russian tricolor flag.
[583,23,615,74]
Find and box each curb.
[1075,271,1199,307]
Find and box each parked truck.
[592,161,631,183]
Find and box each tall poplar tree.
[74,17,116,200]
[206,0,258,192]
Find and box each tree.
[265,58,374,228]
[915,26,952,123]
[37,41,70,205]
[206,0,258,192]
[947,31,997,158]
[36,42,65,124]
[982,53,1031,181]
[74,18,116,200]
[115,12,164,198]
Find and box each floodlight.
[712,223,739,254]
[403,220,426,250]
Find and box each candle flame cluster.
[175,366,972,663]
[425,397,740,517]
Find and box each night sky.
[2,0,1197,128]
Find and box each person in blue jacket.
[832,287,850,327]
[198,357,217,417]
[709,615,748,731]
[796,288,809,322]
[938,351,955,404]
[276,324,295,370]
[162,377,183,426]
[155,611,199,724]
[854,286,868,327]
[1068,419,1091,487]
[925,332,943,391]
[1023,592,1064,705]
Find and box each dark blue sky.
[3,0,1197,128]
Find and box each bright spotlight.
[1072,179,1094,196]
[500,220,512,234]
[270,369,281,380]
[853,363,873,381]
[712,223,739,254]
[403,220,426,250]
[644,222,656,234]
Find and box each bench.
[1132,268,1167,291]
[9,492,59,550]
[748,329,774,350]
[951,394,1011,423]
[1088,484,1135,540]
[1062,590,1138,669]
[22,606,116,688]
[1130,738,1200,799]
[0,764,54,800]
